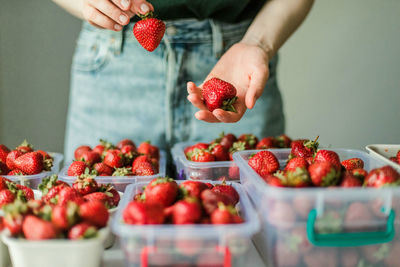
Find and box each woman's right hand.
[82,0,154,31]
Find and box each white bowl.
[366,144,400,172]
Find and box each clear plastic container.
[366,144,400,172]
[58,151,166,192]
[233,148,400,267]
[2,152,63,189]
[172,142,241,181]
[111,181,260,267]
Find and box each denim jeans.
[64,19,284,162]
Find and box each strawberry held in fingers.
[202,77,238,112]
[143,177,178,207]
[133,12,165,52]
[364,165,400,187]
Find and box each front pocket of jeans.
[72,35,110,72]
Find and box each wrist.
[240,34,275,59]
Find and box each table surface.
[103,238,266,267]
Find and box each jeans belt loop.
[210,20,223,58]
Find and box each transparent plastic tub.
[58,151,166,192]
[111,181,260,267]
[233,148,400,267]
[172,142,241,181]
[366,144,400,172]
[2,152,63,189]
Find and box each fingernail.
[141,3,149,13]
[121,0,129,9]
[114,24,122,31]
[119,14,128,23]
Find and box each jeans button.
[166,26,177,36]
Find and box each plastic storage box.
[234,148,400,267]
[366,144,400,172]
[2,152,63,189]
[172,142,241,181]
[111,181,260,267]
[58,151,166,192]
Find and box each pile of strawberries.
[123,178,243,225]
[249,137,400,187]
[67,139,160,177]
[389,150,400,165]
[0,175,113,240]
[0,177,34,207]
[0,140,53,176]
[185,132,292,162]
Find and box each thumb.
[131,0,154,15]
[245,66,269,109]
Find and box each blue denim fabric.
[64,19,284,162]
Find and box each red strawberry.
[0,176,12,190]
[190,149,215,162]
[6,150,23,170]
[16,140,33,153]
[184,143,209,159]
[79,200,109,227]
[210,203,240,224]
[228,165,240,180]
[123,201,164,224]
[202,78,238,112]
[341,158,364,171]
[290,137,319,159]
[364,165,400,187]
[208,143,229,161]
[38,174,70,194]
[78,151,101,166]
[137,141,159,160]
[248,151,280,178]
[51,202,79,230]
[120,144,136,158]
[229,141,246,160]
[340,172,362,187]
[238,134,259,149]
[285,168,311,187]
[116,139,136,150]
[14,152,47,174]
[16,184,34,200]
[285,157,308,172]
[133,162,156,176]
[93,162,113,176]
[171,198,202,224]
[275,134,292,148]
[36,150,52,160]
[143,177,178,207]
[7,169,25,176]
[132,155,152,168]
[314,150,341,171]
[263,174,285,187]
[42,185,68,204]
[397,150,400,164]
[211,180,239,205]
[215,132,237,151]
[72,175,98,195]
[84,192,113,208]
[0,189,15,207]
[200,189,235,214]
[256,137,276,149]
[308,161,340,187]
[390,157,398,163]
[179,180,208,198]
[103,149,124,168]
[133,12,165,52]
[4,213,24,236]
[74,145,92,160]
[58,187,84,206]
[0,162,9,175]
[0,144,10,163]
[99,185,120,207]
[22,215,58,240]
[68,222,98,240]
[67,161,88,176]
[351,168,368,180]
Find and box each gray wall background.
[0,0,399,154]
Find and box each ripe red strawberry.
[314,150,341,171]
[0,189,15,207]
[74,145,92,160]
[352,168,368,180]
[248,151,280,178]
[179,180,208,198]
[171,198,202,224]
[7,169,25,175]
[341,158,364,171]
[211,180,239,205]
[308,161,340,187]
[4,213,24,236]
[132,155,152,168]
[116,139,136,150]
[285,157,308,171]
[238,134,259,149]
[78,151,101,166]
[214,132,237,150]
[79,200,109,227]
[285,168,311,187]
[103,149,124,168]
[133,161,156,176]
[123,201,165,224]
[0,144,10,163]
[256,137,276,149]
[290,137,319,159]
[16,184,34,200]
[133,12,165,52]
[390,157,398,163]
[36,150,52,160]
[397,150,400,164]
[93,162,113,176]
[42,185,68,204]
[200,189,236,214]
[340,172,362,187]
[275,134,292,148]
[99,184,120,207]
[184,143,209,158]
[137,141,159,160]
[6,150,23,170]
[228,165,240,180]
[68,221,98,240]
[364,165,400,187]
[38,174,70,194]
[208,143,229,161]
[202,78,238,112]
[0,176,12,190]
[210,203,241,224]
[120,144,136,159]
[16,140,34,153]
[58,187,84,206]
[51,202,78,230]
[263,174,285,187]
[0,162,9,175]
[22,215,58,240]
[190,149,215,162]
[229,141,246,160]
[67,161,88,176]
[143,177,178,207]
[72,175,98,195]
[84,192,113,208]
[14,152,46,175]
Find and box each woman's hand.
[81,0,154,31]
[187,42,270,123]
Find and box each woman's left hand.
[187,42,270,123]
